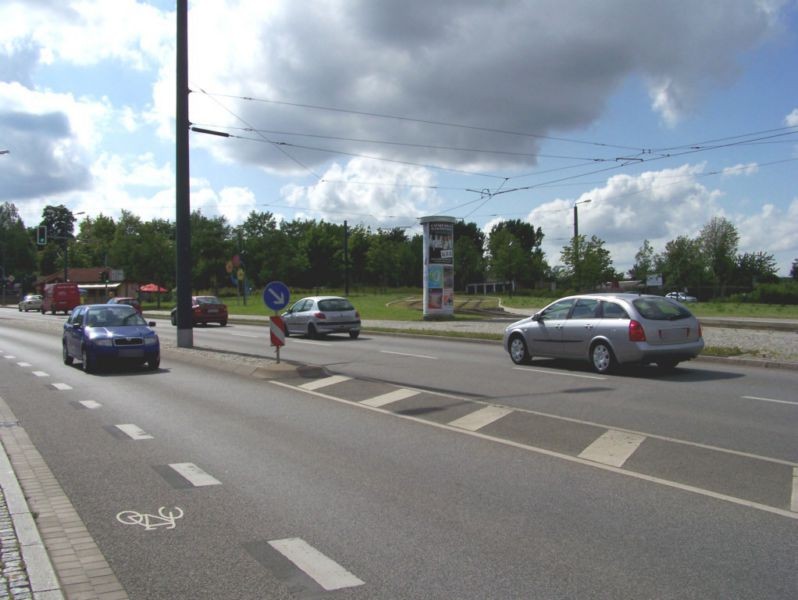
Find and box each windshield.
[633,297,692,321]
[318,298,355,312]
[87,306,145,327]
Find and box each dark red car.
[107,297,142,314]
[170,295,228,326]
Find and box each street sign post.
[270,316,286,363]
[263,281,290,363]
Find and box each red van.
[41,283,81,315]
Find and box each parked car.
[108,296,142,314]
[18,294,43,312]
[282,296,361,339]
[170,295,228,326]
[665,291,697,303]
[42,282,81,315]
[503,293,704,373]
[62,304,160,373]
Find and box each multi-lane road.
[1,310,796,599]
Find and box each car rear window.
[633,297,692,321]
[318,299,354,312]
[196,296,222,305]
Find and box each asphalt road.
[0,311,796,599]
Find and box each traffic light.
[36,226,47,245]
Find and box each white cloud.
[722,163,759,177]
[786,108,798,127]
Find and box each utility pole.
[175,0,193,348]
[343,220,349,296]
[572,199,591,291]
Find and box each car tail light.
[698,322,702,338]
[313,312,326,319]
[355,311,360,318]
[629,320,646,342]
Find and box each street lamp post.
[573,198,592,291]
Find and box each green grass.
[142,290,798,321]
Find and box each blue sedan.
[63,304,160,373]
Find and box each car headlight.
[144,335,159,346]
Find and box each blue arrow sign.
[263,281,290,311]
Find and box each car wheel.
[62,343,73,365]
[147,354,160,371]
[18,306,22,312]
[220,320,227,327]
[509,334,531,365]
[307,324,318,339]
[349,330,360,339]
[81,347,96,374]
[590,342,615,374]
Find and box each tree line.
[1,202,795,299]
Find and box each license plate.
[118,349,144,358]
[659,328,689,341]
[207,309,218,314]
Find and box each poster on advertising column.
[421,216,456,319]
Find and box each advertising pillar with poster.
[420,216,456,319]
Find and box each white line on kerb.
[115,424,153,440]
[269,537,364,591]
[579,430,646,468]
[381,350,438,360]
[449,405,514,432]
[169,463,221,487]
[742,395,798,407]
[300,375,351,391]
[361,388,418,408]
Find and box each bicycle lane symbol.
[116,507,184,531]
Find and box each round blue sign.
[263,281,290,311]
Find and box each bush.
[734,281,798,305]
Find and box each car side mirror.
[532,313,542,322]
[148,321,156,327]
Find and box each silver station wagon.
[503,293,704,373]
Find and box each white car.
[665,291,697,303]
[282,296,361,339]
[18,294,43,312]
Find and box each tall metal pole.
[175,0,193,347]
[343,220,349,296]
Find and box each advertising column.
[420,216,456,319]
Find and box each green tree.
[629,239,656,281]
[487,219,547,288]
[698,216,739,297]
[657,235,705,294]
[560,235,617,290]
[74,214,117,267]
[453,221,486,291]
[189,211,233,293]
[1,203,37,291]
[734,251,779,289]
[487,229,527,292]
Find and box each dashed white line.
[513,366,606,380]
[16,362,32,367]
[380,350,438,360]
[449,405,514,432]
[3,355,16,360]
[51,383,72,391]
[268,538,364,591]
[299,375,351,391]
[168,463,221,487]
[231,332,259,338]
[290,339,329,346]
[79,400,102,409]
[32,371,49,377]
[578,430,646,468]
[360,388,418,408]
[742,395,798,407]
[115,424,154,440]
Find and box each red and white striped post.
[270,315,286,363]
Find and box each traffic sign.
[263,281,290,311]
[270,316,286,347]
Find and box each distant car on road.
[282,296,361,339]
[42,282,81,315]
[107,297,142,314]
[170,295,228,326]
[62,303,160,373]
[18,294,43,312]
[503,293,704,373]
[665,291,697,303]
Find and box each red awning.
[139,283,168,293]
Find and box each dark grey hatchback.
[502,293,704,373]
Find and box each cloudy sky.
[2,0,797,275]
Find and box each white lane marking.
[32,371,49,377]
[513,366,606,380]
[449,405,514,432]
[51,383,72,391]
[272,380,798,521]
[268,538,364,591]
[380,350,438,360]
[360,388,418,408]
[742,395,798,407]
[792,468,798,513]
[290,339,329,347]
[16,362,32,367]
[299,375,351,391]
[79,400,102,409]
[231,332,259,338]
[578,430,646,467]
[169,463,221,487]
[115,424,154,440]
[3,355,16,359]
